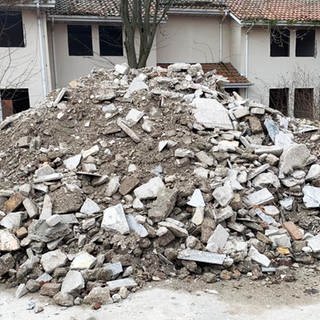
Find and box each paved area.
[1,284,320,320]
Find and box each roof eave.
[168,8,224,16]
[48,15,122,22]
[223,82,253,88]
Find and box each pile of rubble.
[0,62,320,309]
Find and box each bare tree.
[120,0,175,68]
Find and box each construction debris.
[0,62,320,307]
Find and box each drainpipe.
[51,17,57,89]
[219,10,228,62]
[37,0,48,97]
[245,23,254,98]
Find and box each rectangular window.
[0,88,30,120]
[68,25,93,56]
[270,28,290,57]
[269,88,289,115]
[99,26,123,56]
[296,29,315,57]
[0,11,24,47]
[294,88,314,119]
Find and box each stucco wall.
[51,22,157,88]
[0,10,46,112]
[246,26,320,117]
[157,14,228,64]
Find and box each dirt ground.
[1,267,320,320]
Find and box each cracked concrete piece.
[0,230,20,251]
[178,249,226,265]
[134,177,165,200]
[107,278,137,291]
[61,270,85,294]
[41,249,67,273]
[80,198,100,215]
[303,186,320,208]
[206,224,229,253]
[212,183,234,207]
[246,188,274,206]
[70,251,96,270]
[101,204,130,234]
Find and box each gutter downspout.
[245,23,254,98]
[51,17,57,89]
[219,10,228,62]
[37,0,48,97]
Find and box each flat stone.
[51,188,83,214]
[107,278,137,291]
[125,108,144,127]
[23,198,38,218]
[306,164,320,181]
[283,221,303,240]
[16,284,28,298]
[61,270,85,294]
[29,220,71,243]
[187,189,205,208]
[84,287,112,305]
[174,148,194,158]
[2,193,24,213]
[192,98,233,130]
[40,195,52,219]
[70,251,96,270]
[206,224,229,253]
[125,76,148,98]
[0,230,20,251]
[279,144,310,176]
[195,151,214,166]
[54,292,74,307]
[82,145,100,159]
[119,176,140,196]
[134,177,165,200]
[159,219,188,238]
[252,172,280,189]
[233,106,250,119]
[41,249,67,273]
[101,204,130,234]
[117,118,141,143]
[103,262,123,279]
[126,214,148,237]
[35,164,55,177]
[212,183,234,207]
[33,173,64,184]
[148,188,177,222]
[249,246,271,267]
[80,198,100,215]
[279,197,294,210]
[245,188,274,206]
[216,206,234,223]
[177,249,226,265]
[269,234,291,248]
[64,154,82,170]
[106,176,120,197]
[0,212,21,229]
[263,205,280,216]
[308,234,320,252]
[191,207,204,225]
[303,185,320,208]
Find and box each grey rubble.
[0,62,318,308]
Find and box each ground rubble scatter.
[0,62,320,311]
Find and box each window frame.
[295,28,316,57]
[0,10,25,48]
[67,24,93,57]
[270,28,290,57]
[99,25,123,57]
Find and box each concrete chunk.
[23,198,38,218]
[307,234,320,253]
[41,249,67,273]
[249,246,271,267]
[192,98,233,130]
[178,249,226,265]
[63,154,82,170]
[126,214,148,237]
[306,164,320,181]
[70,251,96,270]
[134,177,165,200]
[245,188,274,206]
[40,195,52,220]
[212,183,234,207]
[0,230,20,251]
[187,189,205,208]
[0,212,21,229]
[107,278,137,291]
[101,204,130,234]
[61,270,85,294]
[80,198,100,215]
[303,185,320,208]
[206,224,229,253]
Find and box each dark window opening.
[296,29,315,57]
[270,28,290,57]
[224,88,240,95]
[0,88,30,120]
[68,25,93,56]
[294,88,314,119]
[99,25,123,56]
[0,11,24,47]
[269,88,289,115]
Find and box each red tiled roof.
[228,0,320,22]
[50,0,225,17]
[158,62,250,84]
